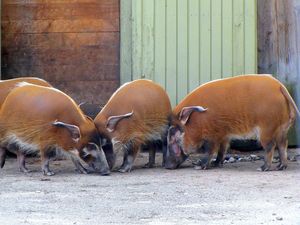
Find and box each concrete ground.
[0,149,299,225]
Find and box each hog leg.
[259,140,276,171]
[276,134,288,170]
[194,142,219,170]
[162,143,167,167]
[70,154,89,174]
[213,141,229,167]
[119,143,139,173]
[0,147,7,168]
[41,148,55,176]
[143,142,157,168]
[17,151,30,173]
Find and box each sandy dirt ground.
[0,149,299,225]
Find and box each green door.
[121,0,257,106]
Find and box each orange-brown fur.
[0,84,100,174]
[0,77,52,108]
[172,74,299,170]
[94,79,172,171]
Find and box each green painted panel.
[211,0,222,80]
[200,0,211,84]
[188,0,200,92]
[244,0,257,74]
[154,0,166,88]
[233,0,245,75]
[121,0,257,106]
[142,0,155,80]
[177,0,188,102]
[120,0,132,84]
[166,0,177,106]
[132,0,143,80]
[222,0,233,78]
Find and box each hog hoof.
[75,168,90,174]
[143,163,154,168]
[258,164,271,172]
[194,165,208,170]
[20,168,31,173]
[211,160,223,168]
[276,163,287,170]
[118,165,132,173]
[43,171,55,176]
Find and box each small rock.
[233,154,240,160]
[276,217,283,221]
[288,156,296,161]
[228,157,235,163]
[244,156,252,161]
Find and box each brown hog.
[0,77,52,108]
[0,83,110,175]
[94,79,172,172]
[165,74,299,171]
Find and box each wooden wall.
[258,0,300,145]
[1,0,120,117]
[258,0,300,83]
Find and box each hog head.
[79,142,110,175]
[53,119,110,175]
[164,125,188,169]
[164,106,207,169]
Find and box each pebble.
[228,157,235,163]
[192,153,297,165]
[288,155,297,161]
[276,217,283,221]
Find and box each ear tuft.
[106,111,134,132]
[179,106,207,125]
[53,120,81,142]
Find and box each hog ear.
[179,106,207,125]
[106,111,134,133]
[52,121,81,142]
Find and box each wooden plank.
[131,0,142,80]
[2,32,119,50]
[120,0,132,84]
[177,0,188,102]
[154,0,166,88]
[2,19,119,33]
[211,0,222,80]
[257,0,278,75]
[188,0,200,91]
[222,0,233,78]
[4,47,119,66]
[232,0,245,75]
[166,0,177,106]
[4,0,106,4]
[244,0,257,74]
[2,64,119,82]
[142,0,154,80]
[2,1,119,20]
[200,0,211,84]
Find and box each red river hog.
[94,79,172,172]
[0,83,110,175]
[164,74,299,171]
